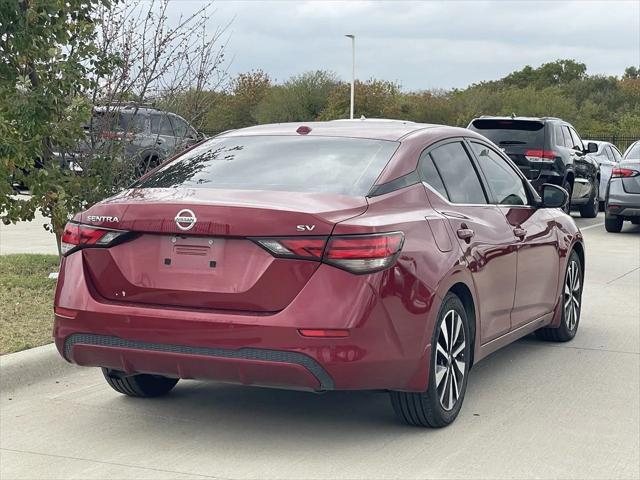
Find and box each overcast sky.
[173,0,639,91]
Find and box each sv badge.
[296,224,316,232]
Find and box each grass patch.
[0,254,60,354]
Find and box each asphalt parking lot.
[1,213,638,480]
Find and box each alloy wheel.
[564,260,581,331]
[435,310,466,411]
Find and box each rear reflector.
[525,150,557,162]
[54,306,78,319]
[253,232,404,274]
[61,222,128,256]
[299,329,349,338]
[612,167,640,178]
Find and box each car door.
[150,113,179,157]
[467,140,561,329]
[568,127,598,201]
[419,139,518,343]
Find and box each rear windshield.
[469,119,544,148]
[624,142,640,160]
[134,136,399,196]
[92,111,146,133]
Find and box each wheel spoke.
[435,365,447,387]
[436,342,448,359]
[452,340,465,358]
[451,366,459,402]
[439,368,450,404]
[454,358,466,376]
[441,318,449,350]
[448,369,454,409]
[452,315,462,347]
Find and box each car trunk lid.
[79,188,368,312]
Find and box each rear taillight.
[525,150,557,162]
[611,167,640,178]
[324,232,404,273]
[253,232,404,274]
[61,222,128,256]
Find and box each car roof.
[219,119,441,142]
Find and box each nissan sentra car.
[54,119,584,427]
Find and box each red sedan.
[53,120,584,427]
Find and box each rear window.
[93,111,145,133]
[134,136,399,196]
[469,119,544,148]
[624,142,640,160]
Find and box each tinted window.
[429,142,486,204]
[611,145,622,162]
[151,114,175,136]
[135,136,399,196]
[569,127,584,151]
[418,151,448,199]
[171,116,188,137]
[604,145,613,161]
[93,111,145,133]
[561,126,574,148]
[470,142,528,206]
[469,119,544,148]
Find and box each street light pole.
[345,34,355,120]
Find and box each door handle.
[513,227,527,239]
[156,138,165,145]
[457,228,475,241]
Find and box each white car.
[584,140,623,207]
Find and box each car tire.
[102,368,178,397]
[390,292,471,428]
[535,250,582,342]
[579,183,598,218]
[605,214,624,233]
[562,180,573,214]
[631,218,640,225]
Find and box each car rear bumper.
[607,180,640,217]
[54,252,434,392]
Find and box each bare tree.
[67,0,232,192]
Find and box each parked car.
[583,139,623,209]
[54,120,585,427]
[468,116,600,217]
[604,140,640,232]
[58,104,202,176]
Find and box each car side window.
[561,126,574,148]
[555,125,566,147]
[150,114,175,136]
[418,150,449,199]
[604,145,614,161]
[611,145,622,162]
[469,142,529,206]
[171,116,189,138]
[429,142,487,204]
[569,127,584,151]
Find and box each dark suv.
[468,116,599,217]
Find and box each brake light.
[324,233,404,273]
[611,167,640,178]
[525,150,557,162]
[253,232,404,274]
[254,237,326,259]
[60,222,128,256]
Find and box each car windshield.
[134,135,399,196]
[624,142,640,160]
[469,119,544,147]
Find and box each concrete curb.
[0,343,80,392]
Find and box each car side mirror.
[586,142,598,154]
[540,184,569,209]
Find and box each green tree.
[0,0,116,253]
[255,70,339,123]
